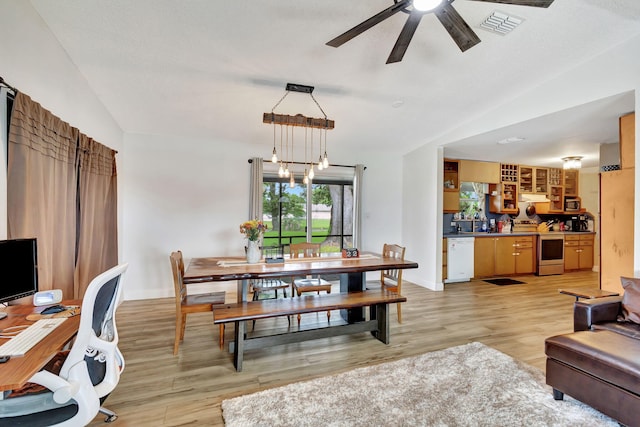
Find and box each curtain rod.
[0,76,17,93]
[248,158,364,170]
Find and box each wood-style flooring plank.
[88,271,598,426]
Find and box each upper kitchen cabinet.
[620,112,635,170]
[519,166,548,194]
[444,159,460,191]
[564,169,579,196]
[459,160,500,183]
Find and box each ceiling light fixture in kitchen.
[562,156,583,170]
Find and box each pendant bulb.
[271,147,278,163]
[278,163,284,177]
[289,172,295,188]
[323,151,329,169]
[308,165,315,180]
[317,155,324,171]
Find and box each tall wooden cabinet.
[600,112,635,294]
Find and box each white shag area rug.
[222,342,617,426]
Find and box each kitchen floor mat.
[484,278,526,286]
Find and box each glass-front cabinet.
[443,159,459,191]
[564,169,579,196]
[520,166,548,194]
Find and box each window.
[262,178,353,253]
[459,182,486,218]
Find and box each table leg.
[237,279,249,303]
[233,320,245,372]
[372,303,390,344]
[339,272,365,323]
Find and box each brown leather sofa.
[545,296,640,427]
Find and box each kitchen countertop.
[443,231,595,238]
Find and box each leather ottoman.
[545,330,640,427]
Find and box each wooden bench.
[214,290,407,371]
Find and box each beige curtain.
[74,134,118,298]
[7,92,118,299]
[7,92,78,297]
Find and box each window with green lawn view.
[262,178,354,253]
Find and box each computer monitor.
[0,238,39,306]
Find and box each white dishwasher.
[446,237,474,283]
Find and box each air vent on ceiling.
[480,11,524,35]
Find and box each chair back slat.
[381,243,406,286]
[290,242,321,258]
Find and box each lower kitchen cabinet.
[564,234,594,271]
[474,235,535,277]
[474,237,496,277]
[442,238,447,281]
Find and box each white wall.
[120,132,404,300]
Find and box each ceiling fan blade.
[326,0,411,48]
[467,0,554,7]
[434,3,481,52]
[386,12,423,64]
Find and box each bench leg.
[233,320,245,371]
[372,303,390,344]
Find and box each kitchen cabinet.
[520,166,548,194]
[443,191,459,213]
[459,160,500,183]
[442,238,447,281]
[549,168,563,186]
[473,235,534,277]
[474,236,496,277]
[600,167,634,293]
[495,236,535,275]
[620,113,635,170]
[564,234,594,271]
[500,163,518,183]
[564,169,579,197]
[549,185,564,212]
[444,159,460,191]
[489,182,518,214]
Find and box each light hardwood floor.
[90,271,599,426]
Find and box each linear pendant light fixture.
[264,83,334,187]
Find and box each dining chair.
[289,242,332,326]
[376,243,406,323]
[249,278,291,329]
[170,251,226,354]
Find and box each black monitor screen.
[0,238,39,304]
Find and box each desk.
[0,300,81,392]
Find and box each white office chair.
[0,263,128,426]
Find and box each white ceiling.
[29,0,640,168]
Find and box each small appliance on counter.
[569,215,589,232]
[565,197,581,212]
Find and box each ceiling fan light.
[413,0,442,12]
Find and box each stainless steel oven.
[537,234,564,275]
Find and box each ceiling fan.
[326,0,554,64]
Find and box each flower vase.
[246,240,261,264]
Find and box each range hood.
[520,194,551,203]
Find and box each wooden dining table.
[184,252,418,321]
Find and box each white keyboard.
[0,318,67,357]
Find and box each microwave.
[565,198,581,211]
